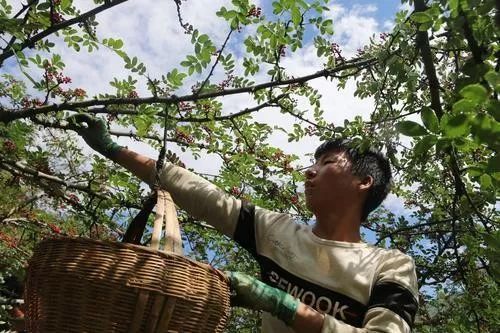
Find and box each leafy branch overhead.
[0,0,498,332]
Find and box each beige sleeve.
[375,250,419,297]
[150,163,241,237]
[321,308,411,333]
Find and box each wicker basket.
[25,191,231,333]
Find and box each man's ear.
[358,176,374,192]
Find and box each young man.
[71,114,419,333]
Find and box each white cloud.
[325,3,381,57]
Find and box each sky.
[3,0,415,241]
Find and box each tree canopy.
[0,0,498,332]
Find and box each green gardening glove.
[227,271,300,326]
[67,114,123,158]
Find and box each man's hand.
[227,271,300,326]
[67,114,123,158]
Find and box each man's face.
[304,149,361,214]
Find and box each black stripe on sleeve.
[233,201,257,256]
[368,281,418,328]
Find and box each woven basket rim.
[34,236,229,283]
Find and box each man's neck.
[312,211,362,242]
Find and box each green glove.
[68,114,123,158]
[227,271,300,326]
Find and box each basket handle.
[151,190,183,254]
[121,192,157,245]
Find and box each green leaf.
[470,113,499,147]
[396,121,428,136]
[459,84,489,103]
[448,0,459,17]
[61,0,71,10]
[435,138,451,154]
[484,70,500,92]
[414,135,437,156]
[452,99,477,113]
[411,12,432,23]
[198,34,209,43]
[421,107,440,133]
[484,231,500,251]
[486,100,500,121]
[480,174,492,188]
[114,39,123,49]
[441,113,470,138]
[322,19,333,35]
[486,154,500,173]
[467,166,483,177]
[37,2,51,10]
[291,7,301,25]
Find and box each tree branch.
[0,0,129,66]
[414,0,443,119]
[0,158,140,211]
[0,58,375,123]
[196,29,234,95]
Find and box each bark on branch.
[0,58,375,123]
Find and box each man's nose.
[304,166,317,179]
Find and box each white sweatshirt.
[153,163,419,333]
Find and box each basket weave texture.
[25,237,231,333]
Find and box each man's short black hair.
[314,139,392,221]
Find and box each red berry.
[230,186,241,196]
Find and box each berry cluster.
[44,70,71,84]
[331,42,344,62]
[269,149,294,173]
[218,74,234,90]
[67,193,79,205]
[290,194,299,205]
[304,125,318,136]
[230,186,241,196]
[278,45,286,58]
[48,223,61,234]
[201,103,212,114]
[21,97,43,108]
[51,12,64,24]
[73,88,86,97]
[379,32,389,41]
[174,128,195,144]
[51,86,87,100]
[0,232,17,248]
[179,101,193,113]
[3,139,16,152]
[247,6,262,18]
[40,63,87,101]
[127,90,139,98]
[357,46,368,57]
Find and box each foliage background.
[0,0,498,332]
